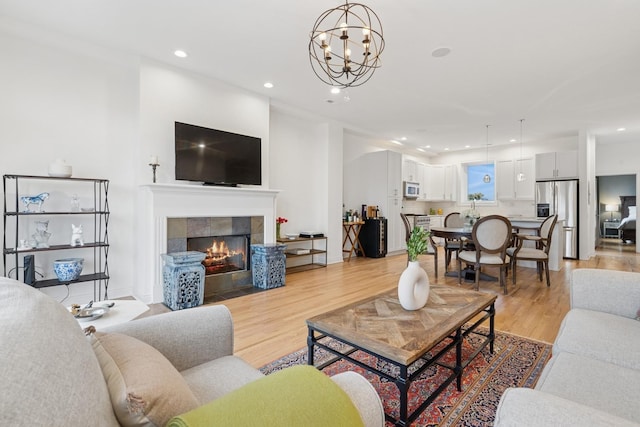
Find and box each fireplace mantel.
[134,184,279,303]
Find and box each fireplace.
[187,235,250,276]
[166,215,264,302]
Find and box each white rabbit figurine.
[71,224,84,247]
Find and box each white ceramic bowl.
[48,160,72,178]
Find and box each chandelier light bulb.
[319,32,327,41]
[483,174,491,183]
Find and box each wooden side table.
[342,221,365,261]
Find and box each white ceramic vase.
[398,260,430,310]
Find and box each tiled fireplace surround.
[135,184,278,304]
[167,216,264,300]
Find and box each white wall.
[1,26,337,302]
[139,59,271,187]
[0,28,139,303]
[269,107,344,264]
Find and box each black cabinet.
[359,218,387,258]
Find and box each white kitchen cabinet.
[403,159,418,182]
[535,151,578,180]
[427,215,444,245]
[387,196,405,252]
[423,164,456,201]
[443,164,458,201]
[425,165,445,201]
[498,158,535,200]
[416,163,427,200]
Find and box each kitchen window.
[462,162,496,203]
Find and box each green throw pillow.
[167,365,365,427]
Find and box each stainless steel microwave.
[403,181,420,198]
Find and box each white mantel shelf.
[134,183,280,303]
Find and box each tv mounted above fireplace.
[175,121,262,186]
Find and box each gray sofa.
[495,269,640,426]
[0,278,384,426]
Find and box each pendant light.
[483,125,491,183]
[516,118,526,182]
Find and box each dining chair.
[507,214,558,287]
[457,215,512,294]
[443,212,465,272]
[400,213,438,277]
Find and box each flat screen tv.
[175,122,262,186]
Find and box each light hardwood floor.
[150,239,639,368]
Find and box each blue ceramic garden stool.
[161,251,206,310]
[251,244,286,289]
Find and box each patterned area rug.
[260,328,552,426]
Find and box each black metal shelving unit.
[3,174,110,300]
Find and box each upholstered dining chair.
[507,214,558,287]
[443,212,465,272]
[457,215,512,294]
[400,213,438,277]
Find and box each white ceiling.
[2,0,640,155]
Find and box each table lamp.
[605,204,619,221]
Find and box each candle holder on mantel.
[149,162,159,183]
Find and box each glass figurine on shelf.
[70,194,80,212]
[32,220,51,248]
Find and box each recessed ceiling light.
[390,140,403,145]
[431,47,451,58]
[400,137,407,141]
[617,127,626,132]
[444,148,450,151]
[417,148,425,152]
[331,88,341,94]
[263,82,274,89]
[509,139,517,143]
[174,50,188,58]
[465,145,471,148]
[424,145,431,149]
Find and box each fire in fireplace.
[187,235,250,276]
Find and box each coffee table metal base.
[307,303,495,426]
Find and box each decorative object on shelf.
[48,159,72,178]
[70,224,84,247]
[398,226,430,310]
[70,194,80,212]
[53,257,84,282]
[20,192,49,213]
[32,220,51,248]
[161,251,206,311]
[517,118,526,182]
[309,1,385,88]
[18,239,32,250]
[276,216,288,240]
[483,125,492,183]
[149,155,159,183]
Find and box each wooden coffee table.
[306,285,496,426]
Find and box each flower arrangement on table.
[276,217,288,239]
[461,193,483,227]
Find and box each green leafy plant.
[407,226,430,262]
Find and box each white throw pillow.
[628,206,636,220]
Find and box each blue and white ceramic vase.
[398,261,430,310]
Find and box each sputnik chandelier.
[309,1,385,88]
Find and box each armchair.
[0,278,384,426]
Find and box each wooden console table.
[342,221,365,261]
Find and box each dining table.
[429,226,498,281]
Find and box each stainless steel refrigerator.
[535,180,579,259]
